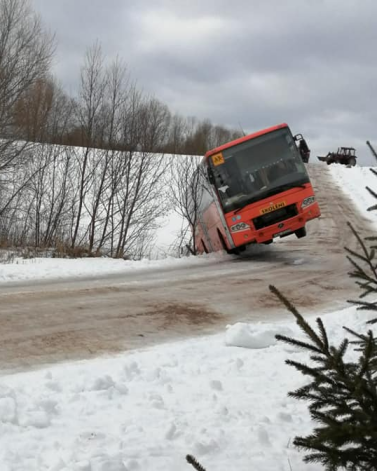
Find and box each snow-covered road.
[0,165,373,372]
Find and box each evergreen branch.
[345,247,370,265]
[344,247,369,262]
[356,331,375,380]
[317,317,329,352]
[346,222,377,279]
[343,326,366,341]
[276,334,323,354]
[270,285,326,351]
[345,255,377,287]
[366,185,377,200]
[186,455,207,471]
[347,299,377,311]
[286,360,338,387]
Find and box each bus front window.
[210,128,309,213]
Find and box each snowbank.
[329,164,377,223]
[0,305,374,470]
[0,251,229,285]
[225,321,295,349]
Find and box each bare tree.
[137,97,170,152]
[84,59,129,254]
[0,0,55,238]
[169,155,204,255]
[70,42,107,249]
[13,76,75,144]
[112,150,169,258]
[165,113,188,154]
[0,0,55,164]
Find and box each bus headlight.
[301,196,316,209]
[230,222,250,232]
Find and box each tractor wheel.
[348,157,356,167]
[295,227,307,239]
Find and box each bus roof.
[204,123,289,159]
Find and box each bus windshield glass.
[209,128,309,213]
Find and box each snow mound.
[225,322,295,349]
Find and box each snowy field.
[0,164,376,470]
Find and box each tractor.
[317,147,357,167]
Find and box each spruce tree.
[271,285,377,470]
[186,454,207,471]
[272,167,377,470]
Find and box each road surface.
[0,165,373,372]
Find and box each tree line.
[0,0,242,256]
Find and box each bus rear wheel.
[201,239,209,254]
[218,230,229,252]
[295,227,307,239]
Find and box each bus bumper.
[232,202,321,246]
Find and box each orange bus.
[194,123,320,254]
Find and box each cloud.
[31,0,377,164]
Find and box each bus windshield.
[209,128,309,213]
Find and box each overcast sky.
[32,0,377,165]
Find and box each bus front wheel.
[295,227,307,239]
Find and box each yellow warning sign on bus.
[212,152,225,166]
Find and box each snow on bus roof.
[204,123,289,159]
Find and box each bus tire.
[218,230,240,255]
[295,227,307,239]
[201,239,209,254]
[217,230,231,253]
